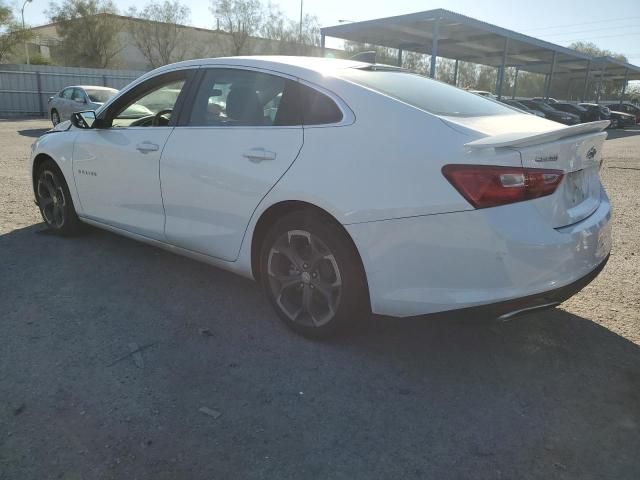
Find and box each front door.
[73,69,192,240]
[160,67,304,261]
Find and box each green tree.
[260,2,320,55]
[402,52,428,75]
[552,42,629,101]
[0,2,33,63]
[127,1,191,68]
[569,41,627,62]
[344,41,398,65]
[210,0,262,55]
[48,0,123,68]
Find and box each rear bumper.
[459,253,608,320]
[346,190,612,317]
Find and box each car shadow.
[1,223,638,479]
[16,127,50,138]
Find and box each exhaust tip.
[498,301,560,321]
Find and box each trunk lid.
[457,118,609,228]
[514,130,606,228]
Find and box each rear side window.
[271,82,343,126]
[298,84,343,125]
[86,88,116,103]
[186,69,344,127]
[338,68,516,118]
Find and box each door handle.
[243,148,277,162]
[136,141,159,153]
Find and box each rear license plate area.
[564,169,592,206]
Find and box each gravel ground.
[1,118,639,479]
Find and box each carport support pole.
[320,33,325,56]
[453,59,459,87]
[596,65,606,103]
[619,68,628,105]
[544,52,557,99]
[36,71,44,117]
[397,48,403,67]
[512,67,519,99]
[496,38,509,99]
[581,61,591,102]
[429,18,440,78]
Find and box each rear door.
[517,131,606,227]
[160,67,304,261]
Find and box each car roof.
[78,85,118,90]
[149,56,369,79]
[95,56,377,113]
[63,85,118,91]
[603,101,637,106]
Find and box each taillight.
[442,164,564,209]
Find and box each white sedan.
[48,86,118,125]
[30,56,612,337]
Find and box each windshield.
[339,68,517,117]
[86,88,117,103]
[507,100,529,110]
[524,101,555,113]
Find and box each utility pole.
[299,0,303,44]
[21,0,32,65]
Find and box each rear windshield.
[338,68,516,117]
[86,88,117,103]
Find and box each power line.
[540,25,640,37]
[526,16,640,32]
[558,32,640,42]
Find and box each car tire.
[35,160,83,236]
[51,110,60,126]
[259,209,369,338]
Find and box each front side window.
[107,72,187,127]
[62,88,73,100]
[188,69,292,127]
[338,68,517,118]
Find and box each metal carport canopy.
[320,9,640,86]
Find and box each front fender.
[31,128,82,214]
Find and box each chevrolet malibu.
[30,56,612,337]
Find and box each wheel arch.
[250,200,370,306]
[32,153,59,200]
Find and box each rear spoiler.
[465,120,610,149]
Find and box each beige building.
[24,14,338,70]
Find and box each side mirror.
[71,110,97,129]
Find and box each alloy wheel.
[52,111,60,126]
[37,170,66,229]
[267,230,342,327]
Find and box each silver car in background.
[48,86,117,126]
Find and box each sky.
[18,0,640,64]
